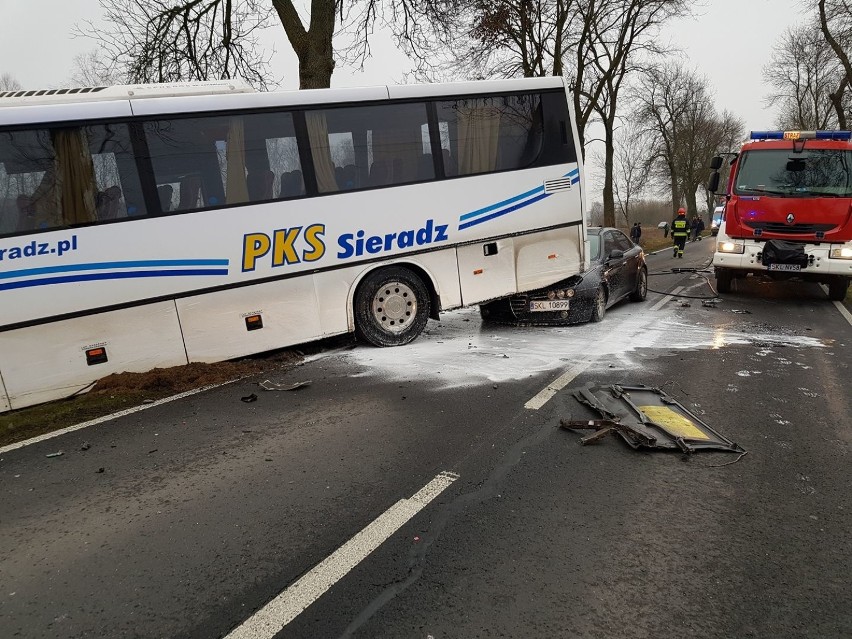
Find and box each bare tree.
[410,0,690,227]
[69,50,128,87]
[0,73,22,91]
[816,0,852,127]
[585,0,690,226]
[635,63,743,219]
[80,0,456,90]
[77,0,277,89]
[635,63,699,215]
[604,119,653,226]
[764,22,844,130]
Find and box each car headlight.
[556,289,566,299]
[547,290,556,300]
[565,288,575,298]
[717,241,745,254]
[829,247,852,259]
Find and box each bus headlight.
[829,247,852,259]
[717,241,745,254]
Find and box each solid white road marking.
[225,471,459,639]
[832,300,852,326]
[524,286,685,411]
[0,381,239,455]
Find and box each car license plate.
[768,264,801,271]
[530,300,570,312]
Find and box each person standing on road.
[672,207,689,258]
[690,216,701,242]
[630,222,640,242]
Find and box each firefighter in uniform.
[672,207,689,258]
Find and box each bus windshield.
[734,149,852,197]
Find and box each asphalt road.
[1,237,850,639]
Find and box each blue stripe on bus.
[459,185,546,222]
[0,259,229,281]
[459,193,551,230]
[0,269,229,291]
[457,168,580,227]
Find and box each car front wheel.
[590,287,607,322]
[630,267,648,302]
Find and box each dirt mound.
[91,359,275,395]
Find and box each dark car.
[480,227,648,325]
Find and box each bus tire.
[827,276,849,301]
[354,266,431,347]
[716,269,733,294]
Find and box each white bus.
[0,78,588,412]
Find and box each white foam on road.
[342,306,826,390]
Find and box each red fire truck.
[708,130,852,300]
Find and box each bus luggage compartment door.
[456,239,517,306]
[0,302,188,411]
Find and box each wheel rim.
[371,280,417,334]
[639,271,647,297]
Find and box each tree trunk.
[273,0,336,89]
[684,188,699,220]
[669,166,679,215]
[603,132,616,227]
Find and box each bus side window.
[87,123,147,219]
[434,93,545,177]
[306,102,431,194]
[0,123,146,236]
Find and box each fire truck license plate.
[530,300,570,312]
[768,264,801,271]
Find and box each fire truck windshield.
[734,149,852,197]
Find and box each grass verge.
[0,350,302,448]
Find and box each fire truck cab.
[708,130,852,301]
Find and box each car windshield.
[589,233,601,261]
[734,149,852,197]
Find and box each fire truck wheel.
[827,277,849,301]
[716,269,732,294]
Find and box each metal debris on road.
[259,380,312,391]
[730,309,752,314]
[702,299,719,308]
[566,384,745,454]
[45,452,64,458]
[240,393,258,403]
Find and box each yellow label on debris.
[639,406,710,440]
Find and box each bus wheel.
[354,266,431,347]
[716,269,732,294]
[827,276,849,301]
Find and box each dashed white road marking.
[524,362,591,410]
[524,285,685,411]
[651,285,685,311]
[225,471,459,639]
